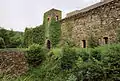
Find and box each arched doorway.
[47,40,51,49]
[82,40,86,48]
[103,37,108,44]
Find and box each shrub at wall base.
[25,44,48,67]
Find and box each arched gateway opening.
[47,40,51,49]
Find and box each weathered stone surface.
[60,0,120,47]
[0,51,28,77]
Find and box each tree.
[0,37,5,48]
[0,27,10,47]
[0,27,24,48]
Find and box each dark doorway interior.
[82,40,86,48]
[47,40,51,49]
[103,37,108,44]
[48,17,50,21]
[56,16,59,21]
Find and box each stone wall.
[60,0,120,47]
[0,51,28,77]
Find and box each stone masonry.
[0,51,28,77]
[60,0,120,47]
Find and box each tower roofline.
[44,8,61,14]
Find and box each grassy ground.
[0,48,27,52]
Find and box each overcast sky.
[0,0,100,31]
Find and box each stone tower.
[43,8,62,49]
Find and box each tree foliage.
[0,37,5,48]
[24,28,33,47]
[24,25,45,47]
[0,27,23,48]
[0,27,10,47]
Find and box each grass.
[0,48,27,52]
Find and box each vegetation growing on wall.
[32,25,45,45]
[59,39,76,47]
[24,25,45,47]
[49,18,61,47]
[43,12,50,39]
[24,11,61,48]
[116,28,120,43]
[42,9,62,47]
[88,34,99,48]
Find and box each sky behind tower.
[0,0,100,31]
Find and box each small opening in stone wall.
[56,16,59,21]
[103,37,108,44]
[47,40,51,49]
[82,40,86,48]
[48,17,50,22]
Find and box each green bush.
[74,43,120,81]
[1,44,120,81]
[100,44,120,81]
[90,49,101,61]
[74,62,104,81]
[78,51,90,62]
[60,47,77,70]
[26,44,48,67]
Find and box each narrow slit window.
[82,40,86,48]
[103,37,108,44]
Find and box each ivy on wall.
[88,35,99,48]
[24,25,45,47]
[24,17,61,48]
[24,9,62,48]
[49,18,61,47]
[43,13,50,39]
[43,9,62,47]
[24,28,33,47]
[32,25,45,45]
